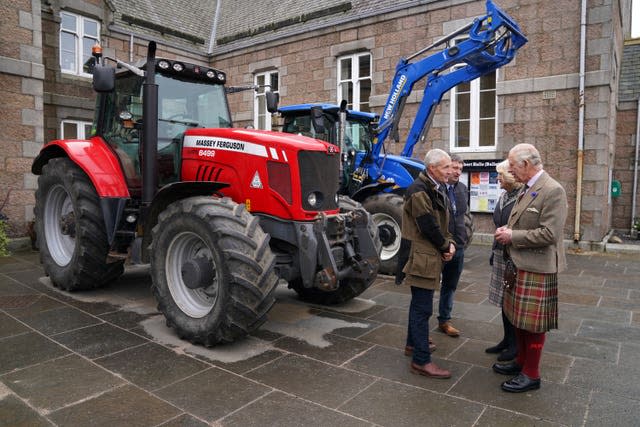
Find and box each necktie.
[517,184,529,202]
[447,185,457,215]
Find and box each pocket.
[406,247,441,279]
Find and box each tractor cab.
[93,56,232,192]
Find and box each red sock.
[522,332,545,379]
[515,328,526,367]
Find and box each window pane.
[359,79,371,111]
[270,73,278,91]
[479,119,495,146]
[340,82,353,108]
[358,54,370,78]
[63,122,78,139]
[256,74,265,87]
[457,81,471,93]
[480,72,496,90]
[82,36,95,67]
[84,123,93,138]
[479,90,495,118]
[84,19,98,37]
[455,92,470,120]
[455,120,470,148]
[60,32,76,71]
[61,13,76,32]
[340,58,352,81]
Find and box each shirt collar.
[527,169,544,189]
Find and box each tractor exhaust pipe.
[142,41,158,206]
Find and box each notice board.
[461,159,503,213]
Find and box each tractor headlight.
[307,192,324,208]
[307,193,317,207]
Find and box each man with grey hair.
[401,148,456,379]
[493,143,567,393]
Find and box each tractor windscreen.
[157,73,232,147]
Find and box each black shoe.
[501,373,541,393]
[485,341,507,354]
[497,348,517,362]
[492,361,522,376]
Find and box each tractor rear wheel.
[150,196,279,346]
[35,158,124,291]
[362,193,404,275]
[291,196,381,305]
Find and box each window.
[61,120,93,139]
[449,41,497,151]
[337,53,372,112]
[59,11,100,76]
[254,71,279,130]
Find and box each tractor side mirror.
[310,106,326,134]
[93,65,115,93]
[266,91,279,113]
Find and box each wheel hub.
[59,212,76,237]
[181,256,214,289]
[378,223,397,246]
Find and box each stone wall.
[0,0,44,237]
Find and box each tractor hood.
[183,127,339,155]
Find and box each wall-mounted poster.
[462,159,503,213]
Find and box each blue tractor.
[274,0,527,274]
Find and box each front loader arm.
[372,0,527,159]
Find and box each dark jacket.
[446,181,469,249]
[401,171,454,290]
[492,187,520,251]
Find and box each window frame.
[336,52,372,112]
[253,70,279,130]
[448,40,498,152]
[59,11,100,77]
[61,119,93,140]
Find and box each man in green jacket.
[402,149,456,379]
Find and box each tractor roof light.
[172,62,184,72]
[206,70,216,79]
[217,72,226,83]
[157,60,170,70]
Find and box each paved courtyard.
[1,244,639,426]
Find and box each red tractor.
[31,42,380,346]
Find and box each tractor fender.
[140,181,230,263]
[32,138,130,198]
[350,181,396,203]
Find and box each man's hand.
[495,226,513,245]
[442,242,456,262]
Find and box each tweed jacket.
[507,171,567,274]
[402,171,454,290]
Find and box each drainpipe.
[574,0,587,243]
[632,97,640,236]
[129,33,134,62]
[208,0,222,55]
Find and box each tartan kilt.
[503,269,558,332]
[488,248,506,306]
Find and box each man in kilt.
[493,143,567,393]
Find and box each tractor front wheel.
[35,158,123,291]
[362,193,404,275]
[150,197,279,346]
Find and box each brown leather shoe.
[439,322,460,337]
[410,361,451,379]
[404,340,436,356]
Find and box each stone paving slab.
[1,245,639,426]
